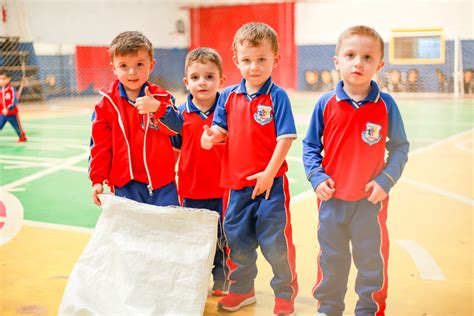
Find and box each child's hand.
[315,178,335,201]
[365,180,387,204]
[2,108,7,115]
[135,86,161,114]
[92,183,104,206]
[201,125,215,150]
[246,170,273,200]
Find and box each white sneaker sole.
[218,296,257,312]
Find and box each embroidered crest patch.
[148,115,159,130]
[141,115,159,130]
[361,122,382,145]
[254,105,273,126]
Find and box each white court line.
[0,152,89,191]
[455,139,473,153]
[401,177,474,206]
[396,240,446,281]
[408,128,473,156]
[0,154,62,163]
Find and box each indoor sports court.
[1,0,472,315]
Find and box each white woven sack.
[59,194,218,316]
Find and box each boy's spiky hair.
[184,47,223,77]
[232,22,278,55]
[109,31,154,60]
[336,25,384,57]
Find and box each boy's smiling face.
[111,48,155,98]
[233,39,280,94]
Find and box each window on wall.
[390,29,445,64]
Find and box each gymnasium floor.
[0,94,472,315]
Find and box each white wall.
[1,0,189,53]
[1,0,472,52]
[296,0,474,45]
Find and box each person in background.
[0,71,27,142]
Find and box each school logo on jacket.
[254,105,273,126]
[141,115,159,130]
[5,92,11,100]
[362,122,382,145]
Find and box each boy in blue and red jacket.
[303,26,409,316]
[89,31,181,207]
[0,71,27,142]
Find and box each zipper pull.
[147,184,153,197]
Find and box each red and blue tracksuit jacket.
[302,80,409,316]
[0,84,18,116]
[89,79,181,194]
[0,83,26,139]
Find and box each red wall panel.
[189,2,296,88]
[75,46,115,92]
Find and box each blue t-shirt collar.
[237,77,273,97]
[185,92,219,116]
[118,82,148,104]
[335,80,380,104]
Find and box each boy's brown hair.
[184,47,223,77]
[336,25,384,58]
[109,31,154,60]
[232,22,278,55]
[0,70,11,78]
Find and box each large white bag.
[59,194,218,316]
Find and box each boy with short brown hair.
[172,47,229,296]
[303,25,409,316]
[89,31,181,207]
[201,22,298,315]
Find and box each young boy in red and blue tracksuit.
[303,26,409,316]
[89,31,181,207]
[201,23,298,315]
[0,71,27,142]
[171,47,229,296]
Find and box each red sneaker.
[211,289,228,297]
[217,291,256,312]
[273,297,294,315]
[18,136,27,142]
